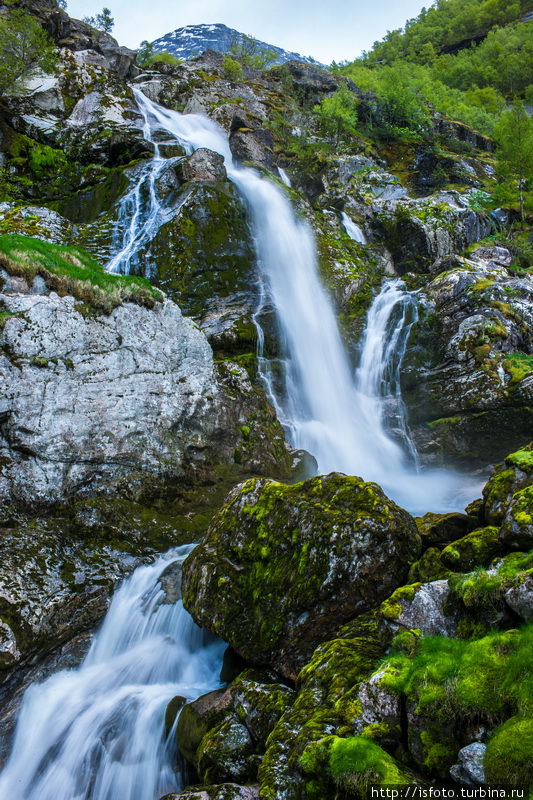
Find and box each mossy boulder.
[196,717,256,784]
[500,487,533,550]
[176,670,295,779]
[441,527,504,572]
[182,474,421,678]
[161,786,258,800]
[482,444,533,526]
[416,512,477,548]
[484,716,533,787]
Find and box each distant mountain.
[151,23,322,66]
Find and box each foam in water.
[0,548,224,800]
[341,210,367,244]
[109,91,481,513]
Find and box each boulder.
[504,574,533,620]
[483,445,533,525]
[161,785,258,800]
[500,486,533,549]
[229,128,274,170]
[450,742,487,786]
[381,580,460,637]
[177,149,227,183]
[182,474,420,678]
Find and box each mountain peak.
[151,23,322,66]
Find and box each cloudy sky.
[67,0,431,64]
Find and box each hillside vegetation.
[337,0,533,137]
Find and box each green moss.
[380,584,420,620]
[408,548,448,583]
[451,551,533,614]
[503,354,533,384]
[484,716,533,786]
[506,444,533,474]
[440,527,504,572]
[329,736,411,791]
[0,234,162,312]
[381,624,533,722]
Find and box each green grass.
[0,234,162,313]
[381,623,533,721]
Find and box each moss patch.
[0,234,162,312]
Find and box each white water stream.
[341,210,367,244]
[116,91,478,513]
[0,548,224,800]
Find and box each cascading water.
[341,210,367,244]
[0,547,224,800]
[108,90,480,513]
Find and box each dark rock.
[182,473,421,679]
[416,512,478,547]
[229,128,274,170]
[177,149,227,183]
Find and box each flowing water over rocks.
[0,548,224,800]
[111,91,480,513]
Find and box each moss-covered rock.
[148,181,255,320]
[500,487,533,551]
[484,716,533,787]
[197,717,256,784]
[483,444,533,526]
[416,512,477,548]
[182,473,421,679]
[441,527,504,572]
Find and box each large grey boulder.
[0,289,218,505]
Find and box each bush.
[0,9,58,96]
[223,55,244,82]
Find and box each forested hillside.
[338,0,533,136]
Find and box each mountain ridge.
[151,23,323,66]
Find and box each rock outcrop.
[182,473,421,678]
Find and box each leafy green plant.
[0,8,58,96]
[222,55,244,82]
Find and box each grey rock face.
[504,574,533,620]
[389,580,459,637]
[450,742,487,786]
[0,291,220,505]
[177,148,227,183]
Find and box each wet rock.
[177,688,234,765]
[382,580,460,637]
[416,512,477,547]
[182,473,420,679]
[229,128,274,170]
[161,785,258,800]
[504,574,533,620]
[450,742,487,786]
[177,149,227,183]
[197,717,255,783]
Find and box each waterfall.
[103,91,479,513]
[278,167,292,188]
[0,548,224,800]
[341,210,367,244]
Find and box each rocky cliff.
[0,0,532,796]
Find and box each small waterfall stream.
[0,548,224,800]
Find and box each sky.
[67,0,431,64]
